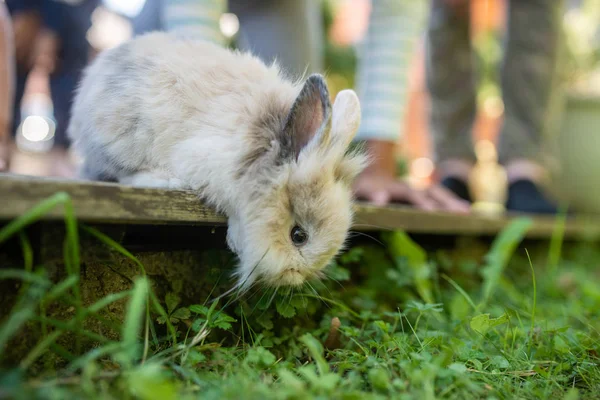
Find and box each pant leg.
[10,73,26,140]
[133,0,164,35]
[50,71,79,148]
[497,0,565,166]
[355,0,428,143]
[229,0,323,78]
[425,0,477,163]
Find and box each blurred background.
[2,0,600,210]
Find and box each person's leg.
[162,0,322,77]
[10,74,25,144]
[425,0,477,180]
[133,0,164,35]
[355,0,428,143]
[498,0,565,167]
[0,3,13,171]
[352,0,468,212]
[499,0,565,213]
[49,71,78,149]
[229,0,323,78]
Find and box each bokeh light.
[22,116,51,142]
[411,157,435,180]
[87,7,133,51]
[220,13,240,38]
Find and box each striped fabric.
[161,0,428,142]
[355,0,428,142]
[163,0,226,44]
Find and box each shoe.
[440,176,472,202]
[506,179,558,215]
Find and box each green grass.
[1,194,599,399]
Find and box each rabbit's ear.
[281,74,332,160]
[328,90,367,184]
[329,89,361,155]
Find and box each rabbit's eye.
[291,225,308,246]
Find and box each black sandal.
[506,179,559,215]
[440,176,472,203]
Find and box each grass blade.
[119,277,149,367]
[480,218,532,306]
[384,231,434,304]
[81,225,146,276]
[548,207,567,274]
[18,232,33,273]
[0,282,48,358]
[20,330,64,369]
[0,269,50,286]
[525,249,537,342]
[32,316,111,343]
[44,275,79,304]
[68,342,125,372]
[87,291,131,314]
[0,192,71,244]
[440,273,477,311]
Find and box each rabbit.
[68,31,368,291]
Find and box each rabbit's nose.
[277,268,305,287]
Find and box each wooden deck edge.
[2,174,600,239]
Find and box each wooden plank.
[0,174,224,226]
[352,204,599,239]
[1,174,599,239]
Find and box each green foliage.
[1,195,600,399]
[384,231,434,304]
[189,304,236,331]
[480,217,532,305]
[469,313,509,336]
[563,0,600,88]
[118,278,149,368]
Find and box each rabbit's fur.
[68,32,367,290]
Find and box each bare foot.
[353,140,470,212]
[354,170,469,212]
[505,159,548,184]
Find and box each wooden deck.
[1,174,600,239]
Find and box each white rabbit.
[68,32,368,290]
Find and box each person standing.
[426,0,565,213]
